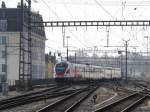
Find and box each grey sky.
[1,0,150,55]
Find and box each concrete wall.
[0,32,45,85]
[31,33,45,79]
[0,32,20,85]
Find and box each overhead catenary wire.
[39,0,88,48]
[126,0,145,19]
[61,0,91,47]
[63,0,75,20]
[46,0,150,6]
[40,0,59,20]
[37,1,87,52]
[119,0,150,52]
[34,0,150,54]
[94,0,115,19]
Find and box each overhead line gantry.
[32,20,150,27]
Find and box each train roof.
[56,61,121,70]
[55,61,71,65]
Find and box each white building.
[0,3,46,85]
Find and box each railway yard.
[1,0,150,112]
[0,80,149,112]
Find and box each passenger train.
[54,61,121,81]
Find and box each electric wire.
[35,0,150,53]
[63,0,74,20]
[40,0,88,48]
[94,0,115,19]
[46,0,150,6]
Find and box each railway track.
[36,86,98,112]
[33,83,57,89]
[93,91,148,112]
[0,85,78,110]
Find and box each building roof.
[0,6,46,37]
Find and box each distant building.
[0,2,46,85]
[45,53,56,78]
[69,52,150,78]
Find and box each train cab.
[54,61,72,82]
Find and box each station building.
[0,2,46,85]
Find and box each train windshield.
[55,62,68,75]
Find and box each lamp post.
[75,52,77,76]
[66,36,70,61]
[93,46,98,65]
[144,36,149,56]
[118,51,123,79]
[123,39,130,81]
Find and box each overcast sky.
[1,0,150,56]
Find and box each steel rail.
[0,89,80,110]
[36,86,96,112]
[64,86,98,112]
[0,86,72,110]
[0,86,67,105]
[121,95,148,112]
[93,91,146,112]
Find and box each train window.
[55,62,68,74]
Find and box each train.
[54,61,121,82]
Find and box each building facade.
[45,53,56,78]
[0,2,46,85]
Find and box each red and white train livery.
[54,61,121,81]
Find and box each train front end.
[54,61,71,82]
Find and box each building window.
[0,20,7,31]
[2,51,6,58]
[2,64,6,72]
[2,36,6,44]
[0,36,6,44]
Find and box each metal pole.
[93,46,97,65]
[75,52,76,64]
[28,0,32,91]
[147,37,148,55]
[144,36,149,56]
[62,27,65,47]
[67,47,68,61]
[61,56,62,61]
[106,26,110,47]
[75,53,76,76]
[66,36,70,61]
[124,40,130,81]
[2,42,8,96]
[121,54,122,79]
[19,0,32,91]
[118,51,123,79]
[125,42,127,81]
[19,0,25,90]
